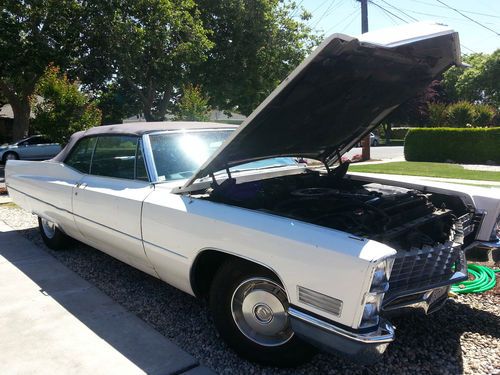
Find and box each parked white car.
[0,135,61,163]
[6,23,500,366]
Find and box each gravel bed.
[1,205,499,375]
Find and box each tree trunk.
[11,99,31,140]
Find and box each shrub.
[446,101,476,127]
[474,104,496,126]
[32,66,101,144]
[174,84,211,121]
[428,103,448,127]
[405,127,500,164]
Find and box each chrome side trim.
[288,307,394,344]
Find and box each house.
[0,104,14,144]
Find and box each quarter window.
[65,137,98,173]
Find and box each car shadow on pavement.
[0,226,199,374]
[9,226,500,375]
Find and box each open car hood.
[183,22,461,189]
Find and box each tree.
[96,83,141,125]
[174,84,211,121]
[442,50,500,107]
[0,0,82,139]
[32,66,101,144]
[190,0,320,116]
[79,0,213,121]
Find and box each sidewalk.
[0,221,214,375]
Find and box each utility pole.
[359,0,371,161]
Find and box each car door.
[36,137,61,159]
[71,135,156,276]
[16,137,40,159]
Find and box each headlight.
[490,214,500,241]
[359,256,395,329]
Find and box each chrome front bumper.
[288,307,394,364]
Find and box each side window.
[135,139,149,181]
[65,137,98,173]
[38,137,53,144]
[27,137,43,146]
[91,136,138,180]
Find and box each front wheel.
[38,217,69,250]
[209,259,316,367]
[2,152,19,163]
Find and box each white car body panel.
[72,174,157,276]
[143,184,396,328]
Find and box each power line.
[377,0,419,22]
[312,0,338,29]
[410,0,500,19]
[434,0,500,37]
[324,8,359,34]
[368,1,409,23]
[340,8,362,32]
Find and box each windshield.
[148,130,298,182]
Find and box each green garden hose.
[451,264,500,294]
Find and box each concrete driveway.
[0,221,213,375]
[344,146,404,162]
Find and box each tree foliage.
[427,101,496,127]
[0,0,82,139]
[96,84,141,125]
[32,66,101,144]
[193,0,319,116]
[174,84,211,121]
[442,50,500,107]
[79,0,213,121]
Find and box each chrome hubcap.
[231,278,293,346]
[6,153,16,160]
[41,218,56,239]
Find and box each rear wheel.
[38,217,69,250]
[209,259,316,367]
[2,152,19,163]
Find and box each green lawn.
[348,161,500,182]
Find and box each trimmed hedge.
[405,127,500,164]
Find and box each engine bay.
[198,170,471,252]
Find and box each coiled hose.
[451,264,500,294]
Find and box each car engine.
[202,170,472,251]
[200,169,476,306]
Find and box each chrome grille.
[298,286,343,316]
[386,241,462,298]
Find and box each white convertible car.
[6,23,500,366]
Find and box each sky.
[299,0,500,54]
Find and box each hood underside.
[183,22,461,189]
